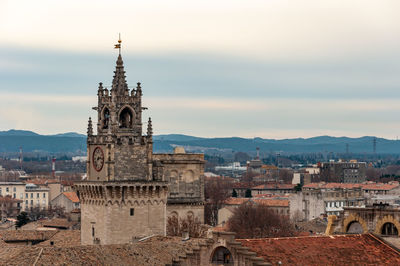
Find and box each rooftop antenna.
[346,143,349,155]
[373,137,377,154]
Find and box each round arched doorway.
[211,246,234,265]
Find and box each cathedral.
[74,40,204,245]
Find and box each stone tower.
[75,41,168,245]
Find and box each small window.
[31,193,33,198]
[25,200,28,205]
[130,208,135,216]
[13,187,16,192]
[30,200,33,205]
[37,193,39,198]
[43,193,46,198]
[25,193,28,198]
[92,227,95,237]
[6,187,9,192]
[13,193,16,198]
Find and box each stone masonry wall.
[114,141,148,180]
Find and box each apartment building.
[0,182,49,211]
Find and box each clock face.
[92,147,104,172]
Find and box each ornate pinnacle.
[136,82,142,96]
[98,82,104,96]
[87,117,93,136]
[147,117,153,137]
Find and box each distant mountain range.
[0,130,398,155]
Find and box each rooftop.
[0,235,204,265]
[238,234,400,265]
[252,183,295,190]
[223,197,289,207]
[62,191,80,203]
[304,182,400,191]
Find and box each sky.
[1,0,400,139]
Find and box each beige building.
[290,183,364,221]
[218,197,289,226]
[0,182,49,211]
[51,191,80,213]
[75,44,204,245]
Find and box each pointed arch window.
[102,108,110,129]
[119,107,134,128]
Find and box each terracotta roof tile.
[304,182,400,191]
[42,218,75,229]
[252,184,295,190]
[238,234,400,265]
[223,197,250,205]
[63,192,79,203]
[252,199,289,207]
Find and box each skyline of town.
[1,1,400,138]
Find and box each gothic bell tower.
[86,38,156,182]
[75,37,168,245]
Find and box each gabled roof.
[62,192,79,203]
[238,234,400,265]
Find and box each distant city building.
[218,197,289,226]
[290,183,365,220]
[319,160,367,183]
[0,182,49,212]
[251,183,296,197]
[51,191,80,213]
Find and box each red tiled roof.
[252,184,295,190]
[252,199,289,207]
[238,234,400,265]
[304,182,400,191]
[223,197,289,207]
[223,197,250,205]
[63,192,79,203]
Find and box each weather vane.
[114,33,122,54]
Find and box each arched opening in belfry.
[381,222,398,236]
[119,107,133,128]
[211,246,234,265]
[346,221,363,234]
[102,107,110,129]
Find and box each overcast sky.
[1,0,400,139]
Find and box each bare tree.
[227,202,296,238]
[204,177,233,226]
[166,215,204,238]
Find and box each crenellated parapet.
[75,181,168,206]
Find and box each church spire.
[111,34,128,95]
